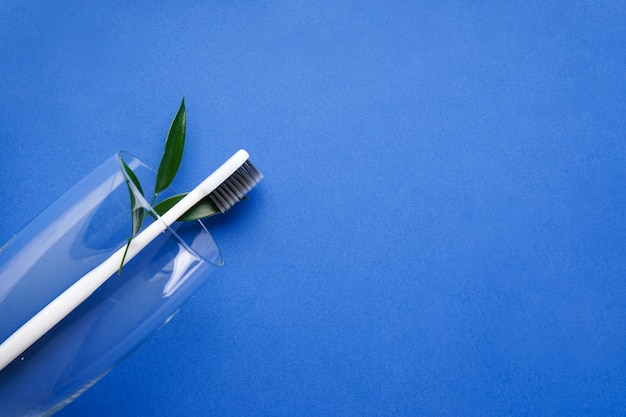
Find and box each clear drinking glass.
[0,152,223,416]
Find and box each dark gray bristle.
[209,160,263,212]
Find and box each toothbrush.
[0,149,262,371]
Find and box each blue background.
[1,1,625,416]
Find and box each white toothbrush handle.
[0,150,249,371]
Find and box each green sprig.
[119,97,225,273]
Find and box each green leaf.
[121,159,145,236]
[179,197,221,221]
[152,193,187,216]
[153,192,221,221]
[120,158,146,274]
[155,97,186,197]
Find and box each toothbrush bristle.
[209,160,263,212]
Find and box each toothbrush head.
[208,158,263,213]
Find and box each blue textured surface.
[1,2,625,416]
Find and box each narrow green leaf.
[153,192,221,221]
[155,97,186,196]
[120,159,146,274]
[179,197,221,221]
[153,193,187,216]
[121,159,145,236]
